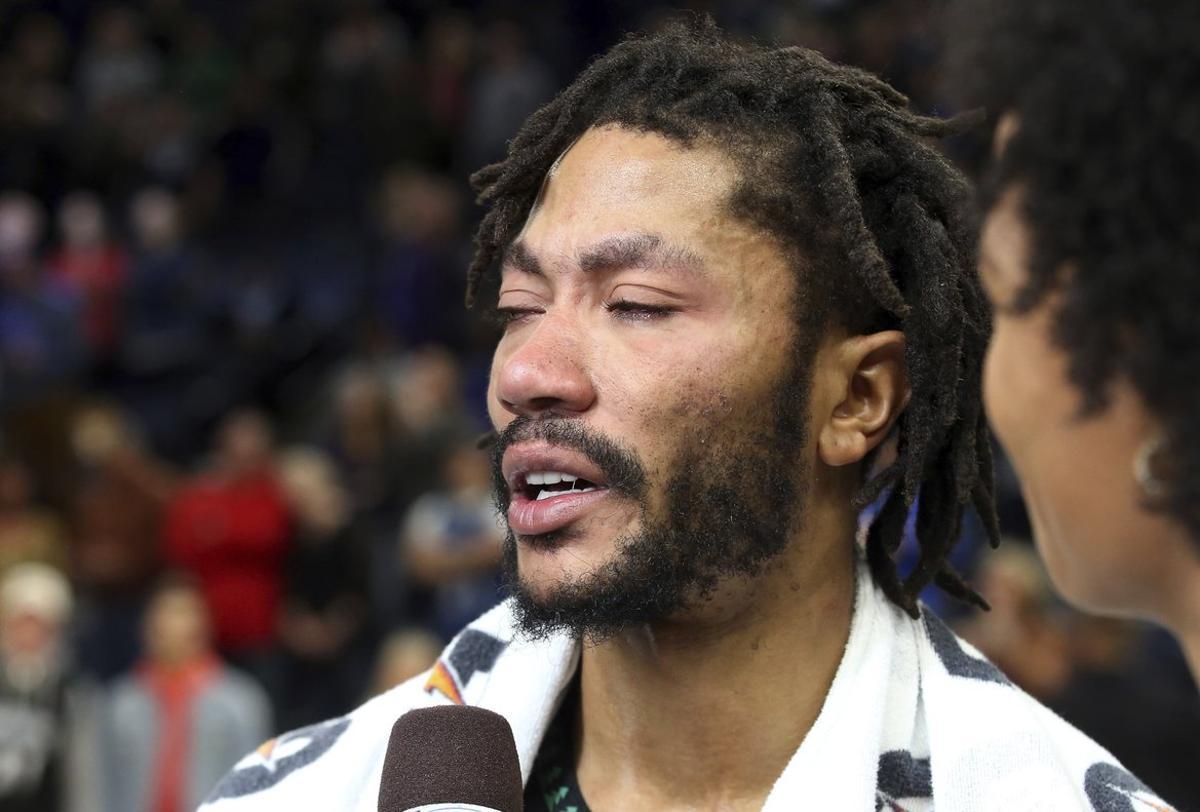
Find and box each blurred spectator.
[44,191,129,364]
[209,79,277,232]
[0,454,67,578]
[420,12,475,142]
[129,94,200,188]
[954,542,1072,701]
[171,15,236,126]
[392,346,475,445]
[372,166,465,349]
[75,5,162,118]
[70,404,175,595]
[274,447,370,730]
[322,361,428,633]
[0,192,83,405]
[105,573,270,812]
[460,19,554,171]
[369,627,441,696]
[121,187,207,369]
[163,410,290,675]
[0,14,70,194]
[117,187,212,453]
[401,437,503,641]
[320,3,408,83]
[68,404,176,680]
[0,563,102,812]
[325,363,414,527]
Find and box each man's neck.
[573,524,857,812]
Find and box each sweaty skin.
[488,126,909,811]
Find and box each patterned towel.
[199,559,1173,811]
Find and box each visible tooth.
[536,489,555,501]
[527,472,545,485]
[542,472,562,485]
[560,473,577,483]
[576,486,596,493]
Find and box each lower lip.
[508,488,611,536]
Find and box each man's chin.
[503,547,652,641]
[504,556,692,642]
[507,581,635,642]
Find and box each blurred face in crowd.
[0,194,44,273]
[1,611,60,660]
[58,191,106,249]
[144,585,211,666]
[0,566,70,664]
[487,126,902,637]
[216,411,273,477]
[130,187,181,251]
[978,115,1194,622]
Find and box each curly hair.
[947,0,1200,547]
[467,19,999,616]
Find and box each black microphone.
[377,705,524,812]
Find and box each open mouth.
[518,471,605,502]
[501,443,618,537]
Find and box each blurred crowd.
[0,1,1195,811]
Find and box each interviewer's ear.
[817,331,908,467]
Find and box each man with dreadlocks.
[201,21,1163,812]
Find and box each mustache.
[489,416,648,510]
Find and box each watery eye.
[488,306,542,328]
[603,300,676,320]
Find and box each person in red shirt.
[44,191,128,361]
[163,410,290,674]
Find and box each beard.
[490,343,815,642]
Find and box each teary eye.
[602,300,677,321]
[487,306,543,329]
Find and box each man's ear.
[818,331,909,468]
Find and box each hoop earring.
[1133,437,1168,500]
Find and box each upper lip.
[502,442,609,493]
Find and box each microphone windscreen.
[378,705,523,812]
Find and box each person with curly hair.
[948,0,1200,684]
[201,21,1167,811]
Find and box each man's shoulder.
[197,599,579,812]
[902,606,1171,810]
[198,670,436,812]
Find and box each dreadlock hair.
[947,0,1200,550]
[465,18,1000,618]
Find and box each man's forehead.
[503,127,738,279]
[535,126,736,220]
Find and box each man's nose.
[494,314,596,418]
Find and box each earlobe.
[818,331,908,468]
[819,425,868,467]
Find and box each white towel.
[199,558,1174,811]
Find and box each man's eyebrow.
[501,233,705,279]
[501,240,545,277]
[577,233,704,276]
